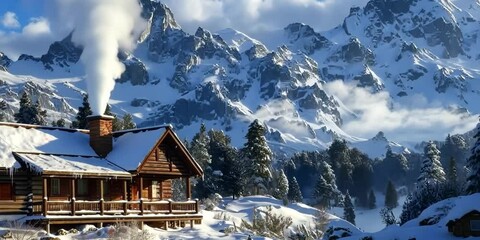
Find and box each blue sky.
[0,0,370,59]
[0,0,44,32]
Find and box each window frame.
[471,219,480,231]
[77,179,89,196]
[50,179,61,196]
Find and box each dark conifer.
[385,180,398,209]
[343,191,356,225]
[287,177,303,203]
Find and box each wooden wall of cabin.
[139,138,192,176]
[130,178,172,200]
[0,169,41,214]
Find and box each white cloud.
[1,12,21,29]
[324,80,478,143]
[161,0,370,36]
[0,17,54,59]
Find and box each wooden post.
[100,179,104,215]
[71,179,76,215]
[190,219,194,229]
[123,180,128,215]
[186,177,191,200]
[168,200,173,214]
[139,177,143,215]
[195,199,199,214]
[42,178,47,216]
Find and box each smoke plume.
[53,0,145,115]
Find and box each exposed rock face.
[284,23,331,54]
[18,33,82,71]
[3,0,480,154]
[0,52,12,70]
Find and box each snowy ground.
[1,194,477,239]
[328,191,407,232]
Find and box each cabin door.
[0,183,12,200]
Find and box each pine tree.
[122,113,136,129]
[32,100,47,125]
[243,119,272,195]
[190,123,211,170]
[384,180,398,209]
[313,175,333,209]
[14,93,46,125]
[52,118,66,127]
[418,141,446,188]
[343,191,355,225]
[72,94,92,129]
[380,207,396,226]
[287,177,303,203]
[14,93,34,124]
[466,120,480,194]
[368,189,376,209]
[221,146,245,199]
[445,157,459,197]
[273,169,289,201]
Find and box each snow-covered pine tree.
[190,123,211,170]
[32,100,47,125]
[368,189,376,209]
[418,141,446,188]
[14,93,46,125]
[287,177,303,203]
[320,161,342,206]
[445,157,459,198]
[243,119,272,195]
[221,146,245,199]
[14,93,34,124]
[343,191,355,225]
[400,142,446,224]
[71,94,92,129]
[273,169,289,201]
[313,175,333,209]
[466,119,480,194]
[384,180,398,209]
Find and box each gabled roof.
[106,125,168,171]
[0,122,202,177]
[0,122,95,168]
[13,152,130,177]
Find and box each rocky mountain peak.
[283,23,331,54]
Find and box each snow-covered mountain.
[1,0,479,157]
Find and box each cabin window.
[51,179,61,196]
[77,179,89,196]
[471,220,480,231]
[0,183,12,200]
[151,181,159,199]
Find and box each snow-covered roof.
[106,126,168,171]
[13,152,130,177]
[0,123,96,168]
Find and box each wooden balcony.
[32,199,199,216]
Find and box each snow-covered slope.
[1,0,480,157]
[341,193,480,240]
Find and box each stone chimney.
[87,115,114,157]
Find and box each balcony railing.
[33,199,199,216]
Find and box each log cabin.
[0,115,203,232]
[447,210,480,237]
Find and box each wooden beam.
[100,180,104,215]
[186,177,191,200]
[42,178,47,216]
[71,179,75,216]
[139,177,143,215]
